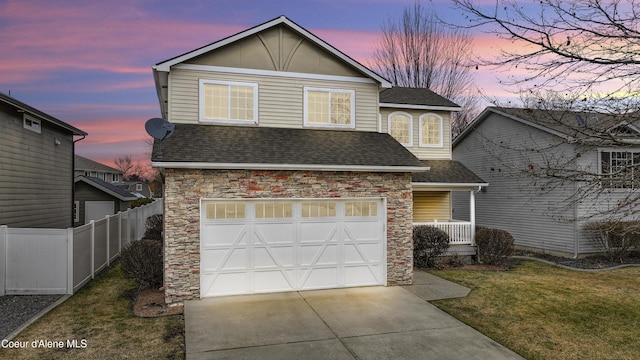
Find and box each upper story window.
[304,87,355,128]
[199,79,258,124]
[23,115,41,134]
[112,174,120,183]
[600,150,640,189]
[388,112,412,146]
[419,113,443,147]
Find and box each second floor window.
[199,80,257,124]
[419,114,443,147]
[304,87,355,128]
[601,150,640,189]
[388,112,412,145]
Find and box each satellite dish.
[145,118,174,140]
[145,118,174,159]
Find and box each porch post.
[469,189,476,246]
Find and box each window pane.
[345,201,378,217]
[330,92,351,125]
[230,85,254,120]
[308,91,329,124]
[301,201,336,217]
[203,84,228,120]
[421,116,441,145]
[206,202,245,220]
[390,114,411,144]
[255,202,292,219]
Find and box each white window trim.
[199,79,258,125]
[387,111,413,146]
[598,148,640,190]
[303,87,355,129]
[23,114,42,134]
[419,113,444,148]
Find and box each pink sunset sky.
[1,0,511,169]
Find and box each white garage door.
[85,201,114,224]
[200,198,386,297]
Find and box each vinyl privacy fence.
[0,199,163,296]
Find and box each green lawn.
[0,265,184,360]
[430,259,640,360]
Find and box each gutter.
[151,161,429,173]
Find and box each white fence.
[0,199,163,296]
[414,220,474,245]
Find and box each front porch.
[414,220,474,246]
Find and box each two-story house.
[151,16,485,304]
[0,92,87,228]
[74,155,124,183]
[453,106,640,257]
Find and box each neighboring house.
[0,92,87,228]
[74,155,124,183]
[74,176,137,226]
[119,181,153,198]
[453,106,640,257]
[151,16,484,304]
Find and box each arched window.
[419,113,443,147]
[388,112,413,146]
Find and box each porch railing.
[414,220,474,245]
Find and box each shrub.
[120,239,163,288]
[585,220,640,260]
[413,225,450,268]
[143,214,163,242]
[131,197,153,208]
[475,227,515,266]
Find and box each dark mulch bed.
[515,250,640,269]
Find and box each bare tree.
[371,1,481,136]
[451,0,640,226]
[114,155,139,181]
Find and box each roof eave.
[412,182,489,189]
[74,177,137,201]
[152,161,428,173]
[380,103,461,112]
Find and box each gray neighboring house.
[119,181,153,198]
[74,176,137,226]
[74,155,123,183]
[453,106,640,257]
[0,92,87,228]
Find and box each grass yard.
[430,259,640,360]
[0,265,184,360]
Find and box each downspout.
[573,180,579,259]
[72,135,86,226]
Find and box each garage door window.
[345,201,378,217]
[301,201,336,217]
[206,202,245,220]
[255,201,293,219]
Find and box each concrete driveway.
[185,272,524,360]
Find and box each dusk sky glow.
[1,0,510,168]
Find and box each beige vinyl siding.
[452,112,577,256]
[169,68,379,131]
[380,108,452,160]
[0,104,74,228]
[413,191,451,222]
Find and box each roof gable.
[154,16,390,87]
[0,92,86,136]
[454,107,640,147]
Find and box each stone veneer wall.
[163,168,414,304]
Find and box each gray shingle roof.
[379,87,460,108]
[412,160,486,184]
[152,124,426,170]
[0,92,87,136]
[75,176,137,201]
[75,155,122,174]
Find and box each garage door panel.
[344,222,381,240]
[202,272,249,296]
[344,265,381,286]
[202,224,248,246]
[254,270,295,292]
[299,244,338,266]
[300,268,339,289]
[299,222,338,242]
[254,223,295,244]
[344,243,381,264]
[254,246,294,268]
